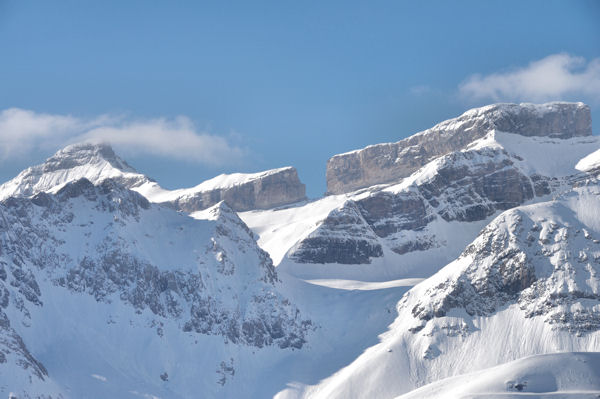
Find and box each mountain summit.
[0,142,306,211]
[1,102,599,398]
[326,102,591,194]
[0,142,148,200]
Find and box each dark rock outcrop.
[289,201,383,264]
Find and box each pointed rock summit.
[42,142,136,173]
[0,142,149,201]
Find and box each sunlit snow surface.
[1,123,600,398]
[291,186,600,399]
[397,352,600,399]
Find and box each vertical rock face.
[288,201,383,264]
[167,167,307,212]
[326,102,591,194]
[289,146,541,265]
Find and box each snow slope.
[576,149,600,172]
[469,131,600,177]
[294,179,600,399]
[397,352,600,399]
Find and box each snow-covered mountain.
[294,171,600,399]
[2,101,600,398]
[0,177,311,397]
[242,129,600,281]
[0,142,306,212]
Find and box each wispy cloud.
[459,53,600,103]
[409,85,432,96]
[0,108,244,164]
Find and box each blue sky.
[1,0,599,197]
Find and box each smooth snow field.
[397,352,600,399]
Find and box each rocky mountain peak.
[0,142,307,212]
[456,101,591,139]
[326,101,592,194]
[43,141,137,174]
[0,142,149,201]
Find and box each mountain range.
[1,101,599,398]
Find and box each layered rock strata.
[326,102,591,194]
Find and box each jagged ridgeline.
[0,177,312,397]
[1,101,599,399]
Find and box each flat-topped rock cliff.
[326,102,592,194]
[150,166,307,212]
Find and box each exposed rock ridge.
[289,201,383,264]
[407,182,600,335]
[326,102,591,194]
[291,134,598,265]
[0,178,312,357]
[162,167,306,212]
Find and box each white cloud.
[459,53,600,103]
[409,85,432,96]
[0,108,244,164]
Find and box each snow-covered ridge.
[0,142,147,200]
[326,101,591,194]
[0,177,312,397]
[135,166,298,202]
[576,149,600,172]
[0,142,306,211]
[299,179,600,399]
[137,165,306,212]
